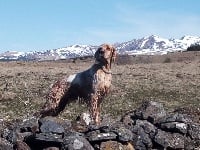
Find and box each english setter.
[39,44,117,125]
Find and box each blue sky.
[0,0,200,52]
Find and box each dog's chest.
[94,70,111,90]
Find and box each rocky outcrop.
[0,101,199,150]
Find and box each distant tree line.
[187,43,200,51]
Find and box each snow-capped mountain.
[17,45,98,61]
[0,35,200,61]
[116,35,200,55]
[0,51,25,60]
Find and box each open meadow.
[0,51,200,122]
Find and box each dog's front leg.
[89,94,101,125]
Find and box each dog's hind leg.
[39,77,70,117]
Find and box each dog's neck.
[94,61,112,74]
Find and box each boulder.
[134,101,166,124]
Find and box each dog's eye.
[99,50,104,54]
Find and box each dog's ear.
[109,46,117,68]
[111,47,117,63]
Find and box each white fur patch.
[82,112,92,125]
[67,74,76,83]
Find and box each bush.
[187,43,200,51]
[163,57,171,63]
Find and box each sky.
[0,0,200,52]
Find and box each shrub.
[163,57,171,63]
[187,43,200,51]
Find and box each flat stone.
[160,122,187,134]
[39,117,65,134]
[25,133,63,149]
[86,130,117,142]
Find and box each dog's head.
[95,44,117,68]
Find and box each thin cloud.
[113,2,200,39]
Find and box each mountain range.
[0,35,200,61]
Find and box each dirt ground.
[0,51,199,121]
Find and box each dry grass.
[0,52,200,121]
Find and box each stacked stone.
[0,101,199,150]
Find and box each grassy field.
[0,51,200,121]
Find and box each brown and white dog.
[39,44,117,125]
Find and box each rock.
[43,147,59,150]
[100,141,135,150]
[38,117,68,134]
[101,114,119,127]
[188,123,200,140]
[63,132,94,150]
[25,133,63,149]
[154,129,185,149]
[160,122,188,134]
[110,123,133,142]
[121,112,135,130]
[16,132,33,142]
[1,127,17,144]
[184,137,199,150]
[159,113,193,124]
[134,101,166,124]
[113,127,133,142]
[72,113,91,133]
[133,120,157,139]
[0,137,13,150]
[173,106,200,123]
[14,140,31,150]
[130,120,157,149]
[86,130,117,142]
[133,126,152,149]
[15,117,39,141]
[1,117,38,144]
[19,117,39,133]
